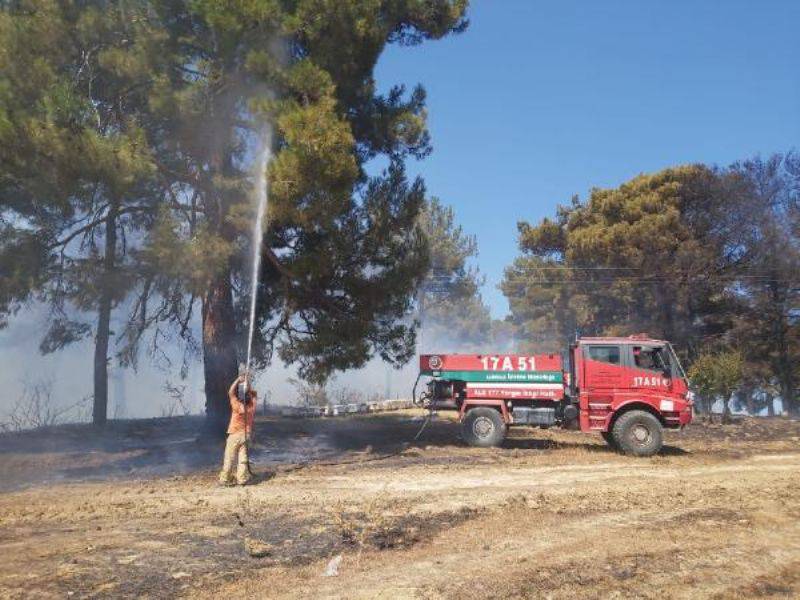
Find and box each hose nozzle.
[237,364,250,402]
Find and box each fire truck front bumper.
[679,402,694,427]
[663,402,693,429]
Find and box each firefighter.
[218,375,257,486]
[633,346,655,370]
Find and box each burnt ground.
[1,411,799,599]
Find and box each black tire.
[601,431,618,450]
[462,407,506,447]
[612,410,663,457]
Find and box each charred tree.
[92,205,118,425]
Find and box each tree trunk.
[200,138,243,435]
[766,392,775,417]
[777,353,796,417]
[776,333,796,416]
[201,270,239,435]
[701,395,713,424]
[741,386,755,416]
[93,205,117,425]
[779,379,796,416]
[659,282,676,343]
[770,280,797,416]
[721,393,731,424]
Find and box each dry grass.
[1,414,799,599]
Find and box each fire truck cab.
[417,335,693,456]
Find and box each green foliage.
[688,349,744,419]
[501,255,577,354]
[0,0,159,336]
[503,165,747,355]
[143,212,235,297]
[0,228,49,327]
[114,0,470,389]
[689,351,743,398]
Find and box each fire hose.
[237,374,254,479]
[236,372,434,482]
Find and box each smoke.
[0,305,515,422]
[0,305,205,423]
[275,322,516,407]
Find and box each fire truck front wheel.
[601,431,618,450]
[612,410,663,457]
[462,407,506,447]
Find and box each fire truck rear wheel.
[612,410,663,457]
[462,407,506,447]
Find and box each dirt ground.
[1,411,799,599]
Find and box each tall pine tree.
[138,1,469,431]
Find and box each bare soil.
[1,411,799,599]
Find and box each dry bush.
[329,493,411,562]
[328,386,384,408]
[288,377,328,407]
[330,501,360,546]
[502,492,531,510]
[329,385,365,406]
[0,379,90,432]
[160,381,194,417]
[360,495,397,550]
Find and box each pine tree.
[502,166,750,358]
[688,350,744,423]
[727,154,800,416]
[417,198,491,350]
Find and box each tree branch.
[48,205,152,250]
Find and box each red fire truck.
[417,335,693,456]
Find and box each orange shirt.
[227,394,256,435]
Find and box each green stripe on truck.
[421,370,564,383]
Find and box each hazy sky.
[374,0,800,317]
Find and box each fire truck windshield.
[666,343,688,381]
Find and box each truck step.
[512,407,556,426]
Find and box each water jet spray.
[245,137,272,375]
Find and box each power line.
[517,267,799,277]
[526,279,800,283]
